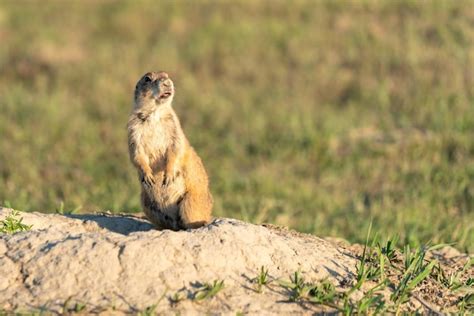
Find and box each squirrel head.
[134,71,175,110]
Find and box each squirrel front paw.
[162,168,180,186]
[141,172,156,188]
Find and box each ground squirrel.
[127,71,213,230]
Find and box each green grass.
[62,297,86,314]
[193,280,225,301]
[279,271,308,302]
[459,293,474,314]
[138,304,158,316]
[434,258,473,291]
[0,210,32,234]
[169,289,186,305]
[138,290,167,316]
[277,231,472,314]
[0,0,473,251]
[253,266,270,293]
[279,272,340,307]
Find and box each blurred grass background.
[0,0,473,252]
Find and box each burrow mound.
[0,208,356,314]
[1,208,470,314]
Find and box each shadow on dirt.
[66,213,155,235]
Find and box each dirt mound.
[0,208,471,314]
[0,208,357,314]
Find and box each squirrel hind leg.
[178,191,212,229]
[141,190,167,230]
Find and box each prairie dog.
[127,71,213,230]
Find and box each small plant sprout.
[56,201,65,215]
[350,281,387,314]
[434,257,473,291]
[458,293,474,314]
[169,289,186,304]
[55,201,82,215]
[253,266,269,293]
[193,280,225,301]
[280,273,341,308]
[380,235,399,263]
[0,210,32,234]
[74,302,86,313]
[139,304,157,316]
[308,279,338,305]
[350,222,380,296]
[391,245,438,313]
[138,290,167,315]
[61,297,86,314]
[279,271,311,301]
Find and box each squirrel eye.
[144,76,152,83]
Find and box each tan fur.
[127,71,213,230]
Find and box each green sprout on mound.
[253,266,270,293]
[0,210,32,234]
[193,280,225,301]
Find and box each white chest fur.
[131,107,175,169]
